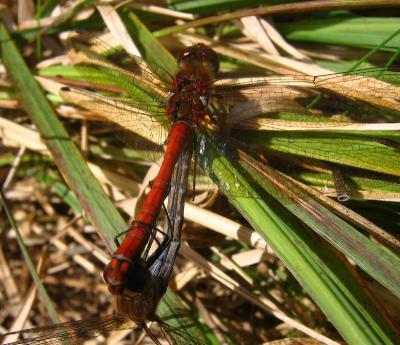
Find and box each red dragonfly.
[101,43,219,295]
[48,35,400,293]
[2,35,399,344]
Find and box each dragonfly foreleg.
[114,227,131,247]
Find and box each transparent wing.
[60,87,169,148]
[212,67,400,125]
[158,318,210,345]
[53,33,173,159]
[201,67,400,201]
[67,31,173,90]
[1,315,135,344]
[55,35,400,201]
[1,314,209,345]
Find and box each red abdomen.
[103,122,194,294]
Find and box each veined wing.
[157,318,210,345]
[206,67,400,199]
[1,315,135,344]
[60,86,169,147]
[48,34,174,154]
[1,314,209,345]
[66,32,172,96]
[212,67,400,125]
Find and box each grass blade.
[0,23,125,249]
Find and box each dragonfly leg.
[113,220,154,248]
[142,226,156,261]
[163,201,173,232]
[145,226,172,268]
[142,323,163,345]
[141,220,168,259]
[144,200,176,269]
[113,227,131,247]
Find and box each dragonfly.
[0,146,207,345]
[100,43,220,295]
[3,34,399,345]
[46,34,400,291]
[53,34,400,267]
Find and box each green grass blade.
[240,152,400,298]
[278,17,400,52]
[198,135,400,344]
[247,131,400,176]
[0,23,126,249]
[154,0,400,38]
[122,10,177,77]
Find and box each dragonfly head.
[177,44,220,79]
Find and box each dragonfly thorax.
[167,79,210,124]
[166,44,219,124]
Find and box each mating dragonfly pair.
[2,32,400,344]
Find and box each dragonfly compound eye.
[177,43,220,77]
